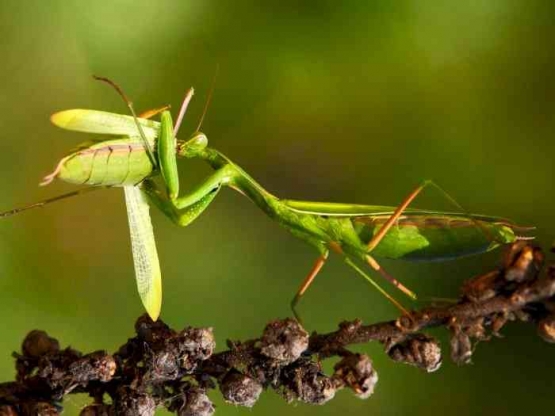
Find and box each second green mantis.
[0,78,532,321]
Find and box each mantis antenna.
[196,64,220,132]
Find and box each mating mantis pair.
[0,77,531,321]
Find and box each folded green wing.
[51,109,160,141]
[282,199,513,223]
[282,200,413,216]
[123,185,162,321]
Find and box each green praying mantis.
[0,77,534,322]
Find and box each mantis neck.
[198,147,280,216]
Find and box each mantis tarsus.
[0,77,534,321]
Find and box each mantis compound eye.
[188,132,208,150]
[179,132,208,157]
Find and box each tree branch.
[1,242,554,415]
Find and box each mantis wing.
[51,109,160,141]
[124,185,162,321]
[282,199,513,223]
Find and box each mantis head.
[177,131,208,158]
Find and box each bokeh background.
[1,1,554,415]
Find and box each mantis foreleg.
[142,171,228,227]
[156,105,235,213]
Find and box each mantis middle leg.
[290,248,329,323]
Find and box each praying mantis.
[0,77,533,322]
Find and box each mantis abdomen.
[45,138,154,187]
[352,214,516,261]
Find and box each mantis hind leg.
[368,180,494,253]
[344,256,411,316]
[365,254,416,299]
[365,179,495,299]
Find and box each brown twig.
[0,242,554,416]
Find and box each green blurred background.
[1,1,554,415]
